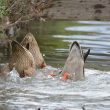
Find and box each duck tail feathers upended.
[62,41,85,81]
[83,49,90,62]
[69,41,80,51]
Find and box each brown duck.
[9,40,36,78]
[21,33,46,68]
[62,41,90,81]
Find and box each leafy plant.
[0,0,7,18]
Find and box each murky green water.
[0,21,110,110]
[27,20,110,71]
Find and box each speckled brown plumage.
[9,40,36,78]
[21,33,46,68]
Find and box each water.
[0,21,110,110]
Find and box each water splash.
[0,66,110,110]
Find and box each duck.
[21,33,46,68]
[9,40,36,78]
[62,41,90,81]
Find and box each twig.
[5,0,21,12]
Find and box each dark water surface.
[0,21,110,110]
[29,20,110,71]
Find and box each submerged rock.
[0,63,10,76]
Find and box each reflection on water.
[0,21,110,110]
[32,20,110,71]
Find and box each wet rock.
[94,4,106,9]
[46,0,110,20]
[3,17,19,38]
[0,63,10,76]
[95,9,102,13]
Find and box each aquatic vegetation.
[0,0,7,19]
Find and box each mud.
[46,0,110,20]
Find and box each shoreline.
[46,0,110,21]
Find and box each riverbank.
[46,0,110,21]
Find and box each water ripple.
[0,68,110,110]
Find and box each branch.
[5,0,20,12]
